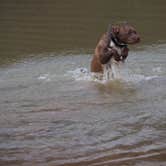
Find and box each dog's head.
[110,22,140,44]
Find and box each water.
[0,1,166,166]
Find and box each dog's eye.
[128,30,136,35]
[128,30,132,35]
[132,30,136,34]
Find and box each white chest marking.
[103,40,123,80]
[110,40,122,55]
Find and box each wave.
[36,63,163,86]
[67,67,159,85]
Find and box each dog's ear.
[112,25,120,35]
[107,23,112,35]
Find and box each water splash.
[67,66,159,85]
[38,74,51,82]
[67,68,92,81]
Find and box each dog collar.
[110,33,127,48]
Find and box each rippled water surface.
[0,0,166,166]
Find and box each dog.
[91,22,140,80]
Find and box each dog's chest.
[102,41,122,80]
[109,40,122,55]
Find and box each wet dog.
[91,22,140,80]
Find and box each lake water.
[0,0,166,165]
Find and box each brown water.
[0,0,166,166]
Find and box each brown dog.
[91,22,140,79]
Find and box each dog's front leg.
[99,47,118,64]
[104,63,114,80]
[121,47,129,62]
